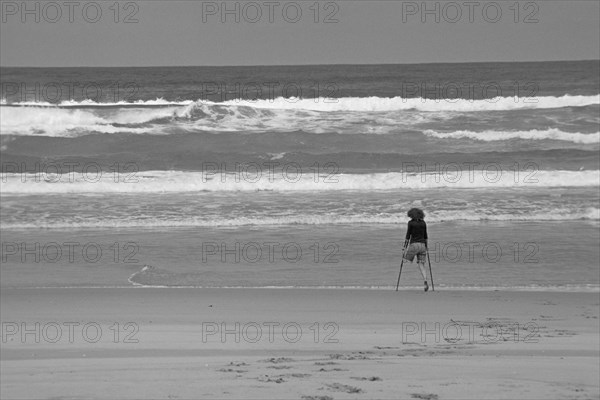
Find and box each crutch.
[395,236,411,291]
[426,244,435,291]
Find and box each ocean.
[1,61,599,290]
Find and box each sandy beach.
[1,288,598,399]
[2,1,599,399]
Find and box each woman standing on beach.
[403,208,430,292]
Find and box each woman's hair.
[407,208,425,220]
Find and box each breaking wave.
[424,129,600,144]
[1,95,598,137]
[3,207,598,230]
[1,170,599,194]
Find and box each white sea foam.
[0,106,159,136]
[5,94,596,111]
[222,94,600,112]
[424,129,600,144]
[2,95,598,137]
[3,207,598,230]
[1,170,598,195]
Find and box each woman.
[403,207,429,292]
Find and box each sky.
[0,0,599,67]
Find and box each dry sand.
[1,288,598,399]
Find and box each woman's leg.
[416,244,429,291]
[416,261,427,281]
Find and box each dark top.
[405,219,428,244]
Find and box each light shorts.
[404,242,427,263]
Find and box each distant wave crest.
[1,95,598,137]
[2,94,598,111]
[221,94,600,112]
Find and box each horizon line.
[1,59,598,69]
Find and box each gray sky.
[1,0,599,66]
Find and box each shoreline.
[2,285,600,293]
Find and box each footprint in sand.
[281,373,311,378]
[317,367,349,372]
[218,368,248,373]
[257,375,285,384]
[397,348,427,357]
[351,376,382,381]
[411,393,439,400]
[324,383,363,393]
[314,361,339,366]
[257,372,311,383]
[328,351,373,360]
[228,361,248,367]
[261,357,295,364]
